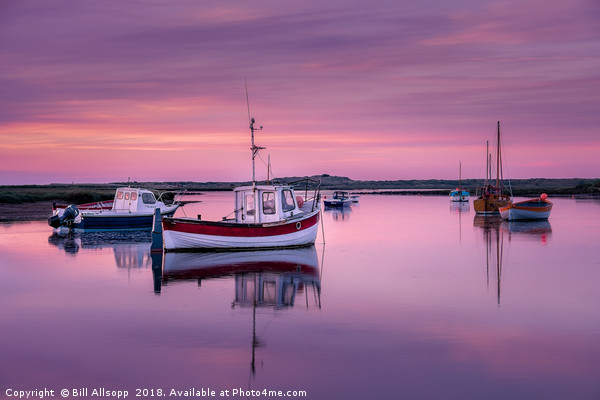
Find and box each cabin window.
[262,192,276,214]
[142,193,156,204]
[245,194,255,216]
[131,192,137,200]
[117,191,123,200]
[281,190,295,212]
[262,281,277,304]
[125,192,130,200]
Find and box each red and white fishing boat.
[499,193,553,220]
[162,116,322,251]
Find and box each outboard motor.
[48,204,80,228]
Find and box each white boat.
[499,194,553,220]
[48,187,180,231]
[162,117,322,251]
[450,162,470,202]
[323,191,352,207]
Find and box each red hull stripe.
[163,212,319,237]
[164,262,319,281]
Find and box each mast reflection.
[474,215,504,306]
[152,246,322,376]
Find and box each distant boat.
[473,121,511,214]
[449,161,470,202]
[350,194,360,203]
[499,194,553,220]
[323,191,352,207]
[162,116,322,251]
[48,187,180,231]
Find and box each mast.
[485,140,490,186]
[458,161,462,190]
[496,121,500,189]
[267,155,271,185]
[245,79,264,187]
[249,118,264,186]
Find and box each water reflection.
[324,205,353,221]
[156,246,322,310]
[153,246,322,376]
[450,202,470,242]
[502,220,552,244]
[449,202,470,213]
[48,230,151,268]
[474,216,504,305]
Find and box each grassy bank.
[1,177,599,204]
[0,184,117,204]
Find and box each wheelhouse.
[112,187,160,213]
[234,185,302,224]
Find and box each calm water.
[1,193,599,400]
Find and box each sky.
[1,0,599,184]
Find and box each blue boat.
[323,191,352,207]
[49,187,180,231]
[449,161,470,202]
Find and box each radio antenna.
[244,78,264,186]
[245,78,251,124]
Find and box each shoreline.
[0,201,56,222]
[1,193,597,222]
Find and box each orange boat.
[474,121,511,214]
[499,194,553,220]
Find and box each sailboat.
[473,121,511,214]
[449,161,470,202]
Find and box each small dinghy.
[499,194,553,220]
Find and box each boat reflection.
[48,230,151,269]
[450,202,470,242]
[324,205,353,221]
[152,246,323,375]
[450,202,470,213]
[156,246,322,310]
[501,220,552,244]
[474,215,504,306]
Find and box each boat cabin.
[112,187,161,213]
[234,185,302,224]
[332,191,349,200]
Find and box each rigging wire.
[499,121,514,197]
[256,152,276,182]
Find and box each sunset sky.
[1,0,599,184]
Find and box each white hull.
[499,198,553,221]
[163,207,321,251]
[450,195,470,202]
[163,223,319,250]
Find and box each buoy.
[540,193,548,201]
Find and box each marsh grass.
[0,185,116,204]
